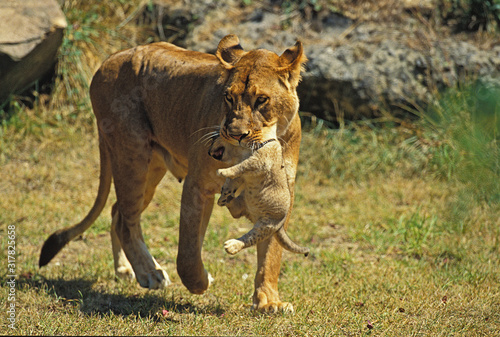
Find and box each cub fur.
[209,135,309,256]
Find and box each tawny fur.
[38,34,307,313]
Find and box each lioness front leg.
[252,117,301,314]
[253,236,294,313]
[177,175,215,294]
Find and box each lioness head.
[214,35,307,153]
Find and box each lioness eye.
[255,96,268,108]
[224,92,233,105]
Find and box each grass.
[1,0,499,335]
[1,97,499,335]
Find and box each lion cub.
[209,136,309,257]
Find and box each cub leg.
[224,218,279,255]
[225,193,248,219]
[217,153,263,179]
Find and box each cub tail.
[275,226,309,257]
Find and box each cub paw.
[224,239,244,255]
[217,190,234,206]
[216,169,227,177]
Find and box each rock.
[300,28,500,121]
[0,0,67,104]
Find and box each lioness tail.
[39,138,112,267]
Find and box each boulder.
[299,26,500,121]
[176,1,500,121]
[0,0,67,104]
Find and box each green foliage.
[52,2,118,121]
[389,210,438,257]
[439,0,500,31]
[423,80,500,204]
[0,100,23,128]
[56,6,99,106]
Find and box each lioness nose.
[229,132,249,141]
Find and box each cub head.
[215,34,307,150]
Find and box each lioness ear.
[278,41,307,87]
[216,34,245,69]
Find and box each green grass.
[1,0,499,335]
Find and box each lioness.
[39,34,306,313]
[209,135,309,257]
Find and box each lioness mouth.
[210,146,225,161]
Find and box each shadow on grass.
[9,274,225,320]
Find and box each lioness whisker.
[278,136,289,150]
[197,130,220,146]
[190,125,220,138]
[282,115,291,127]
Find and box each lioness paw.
[137,269,171,289]
[115,266,136,281]
[224,239,244,255]
[253,301,294,314]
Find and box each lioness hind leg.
[111,203,135,280]
[111,149,169,281]
[140,150,171,284]
[109,140,170,290]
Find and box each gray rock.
[0,0,67,104]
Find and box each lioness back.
[90,42,226,159]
